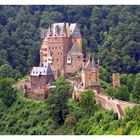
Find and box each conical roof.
[47,26,52,34]
[68,43,82,56]
[47,49,52,57]
[92,55,97,70]
[60,26,65,34]
[44,62,53,75]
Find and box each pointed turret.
[47,26,51,33]
[91,55,97,72]
[68,42,83,56]
[47,49,52,64]
[60,26,65,34]
[45,62,53,75]
[46,25,52,38]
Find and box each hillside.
[0,5,140,135]
[0,78,140,135]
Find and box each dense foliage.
[0,5,140,78]
[46,77,72,125]
[0,78,140,135]
[0,78,17,107]
[0,5,140,135]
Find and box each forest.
[0,77,140,135]
[0,5,140,78]
[0,5,140,135]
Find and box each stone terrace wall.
[25,89,47,101]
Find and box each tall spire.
[47,49,52,64]
[47,25,52,34]
[46,62,53,75]
[91,54,97,72]
[60,25,65,34]
[48,49,51,57]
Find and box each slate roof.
[53,23,65,34]
[68,43,83,56]
[70,23,76,35]
[82,54,97,71]
[30,63,53,76]
[43,22,81,40]
[47,49,52,57]
[91,56,97,70]
[47,26,52,34]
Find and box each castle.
[22,22,137,119]
[26,22,101,100]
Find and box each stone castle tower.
[81,55,99,88]
[27,22,103,100]
[112,73,121,88]
[40,22,83,78]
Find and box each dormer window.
[67,55,71,64]
[48,57,52,64]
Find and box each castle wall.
[30,75,54,89]
[25,89,47,101]
[40,37,72,77]
[40,41,48,66]
[89,85,101,94]
[65,55,83,74]
[95,94,124,118]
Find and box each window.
[59,46,61,49]
[43,54,47,57]
[57,59,58,61]
[52,47,54,49]
[77,56,81,58]
[68,58,71,60]
[55,47,57,49]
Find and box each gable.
[72,25,81,38]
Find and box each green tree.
[115,85,130,101]
[0,64,14,78]
[132,73,140,103]
[46,77,72,125]
[67,98,85,121]
[80,90,97,116]
[0,78,17,107]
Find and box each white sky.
[0,0,140,5]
